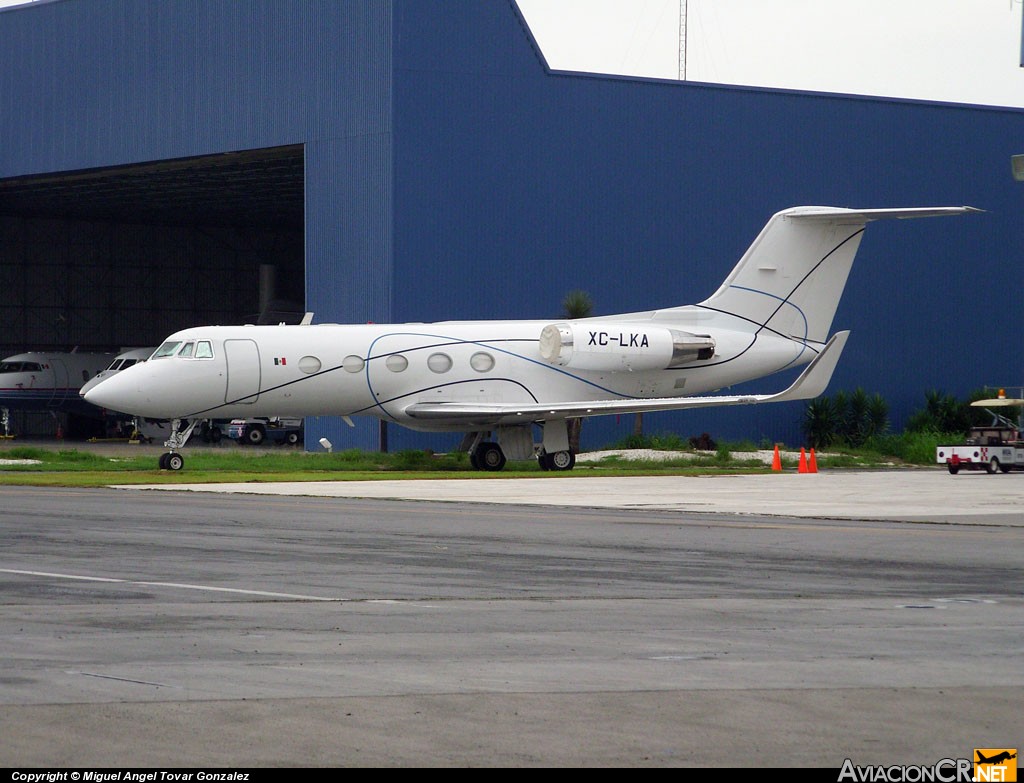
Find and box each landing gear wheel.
[209,426,222,443]
[476,442,506,471]
[469,450,480,470]
[159,453,169,470]
[166,453,184,471]
[538,453,551,471]
[987,457,1000,474]
[548,450,575,471]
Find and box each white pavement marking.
[0,568,344,601]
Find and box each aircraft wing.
[404,331,849,427]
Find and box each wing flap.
[404,331,849,426]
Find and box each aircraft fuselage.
[85,319,805,431]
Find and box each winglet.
[766,330,850,403]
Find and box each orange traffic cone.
[798,447,809,473]
[808,448,818,473]
[771,444,782,471]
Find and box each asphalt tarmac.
[1,451,1022,768]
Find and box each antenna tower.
[678,0,688,80]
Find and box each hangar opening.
[0,144,305,437]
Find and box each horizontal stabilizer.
[783,206,982,223]
[404,331,850,427]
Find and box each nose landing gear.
[159,418,199,470]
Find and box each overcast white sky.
[518,0,1024,108]
[2,0,1022,108]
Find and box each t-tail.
[696,206,981,344]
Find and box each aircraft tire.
[477,442,506,471]
[549,450,575,471]
[469,450,480,470]
[159,453,170,470]
[210,426,222,443]
[166,453,184,471]
[537,453,551,471]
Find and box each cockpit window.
[195,341,213,359]
[0,361,42,372]
[122,359,138,369]
[153,341,182,359]
[107,359,124,371]
[177,342,195,358]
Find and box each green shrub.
[802,388,889,449]
[612,431,690,451]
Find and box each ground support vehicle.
[936,428,1024,474]
[226,417,303,446]
[936,392,1024,474]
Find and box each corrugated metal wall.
[0,0,391,173]
[1,0,1022,452]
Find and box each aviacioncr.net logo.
[838,758,973,782]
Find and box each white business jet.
[84,205,977,471]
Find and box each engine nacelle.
[538,322,715,371]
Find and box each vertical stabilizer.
[698,206,978,344]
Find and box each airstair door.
[224,339,261,404]
[48,358,69,408]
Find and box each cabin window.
[385,354,408,372]
[195,341,214,359]
[298,356,322,374]
[427,353,452,373]
[342,355,364,373]
[153,342,182,359]
[470,352,495,372]
[177,342,195,358]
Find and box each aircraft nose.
[83,371,135,413]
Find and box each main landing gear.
[537,449,575,471]
[469,441,507,471]
[158,418,199,471]
[465,425,576,472]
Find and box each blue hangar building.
[1,0,1021,452]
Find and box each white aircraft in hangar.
[84,205,978,471]
[0,348,114,436]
